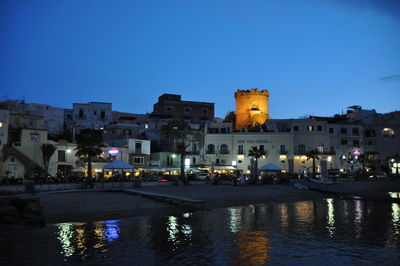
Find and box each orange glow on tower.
[234,88,271,130]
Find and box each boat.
[307,177,334,185]
[293,182,309,190]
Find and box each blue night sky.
[1,0,399,118]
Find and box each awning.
[103,160,134,170]
[72,166,86,172]
[259,163,282,171]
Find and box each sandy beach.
[33,179,400,224]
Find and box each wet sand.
[36,180,400,224]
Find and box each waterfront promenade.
[31,179,400,224]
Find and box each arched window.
[298,144,306,155]
[220,144,229,154]
[382,128,395,138]
[207,144,215,154]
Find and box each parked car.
[196,173,210,180]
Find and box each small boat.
[307,178,334,185]
[294,183,309,190]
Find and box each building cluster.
[0,89,399,180]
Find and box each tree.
[41,143,57,172]
[75,129,103,182]
[306,150,320,179]
[248,146,267,183]
[224,111,236,124]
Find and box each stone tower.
[234,88,271,130]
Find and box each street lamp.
[65,148,71,177]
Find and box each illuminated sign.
[353,150,361,156]
[109,148,119,156]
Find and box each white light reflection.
[167,216,180,248]
[326,198,335,236]
[229,207,242,233]
[354,200,363,239]
[57,223,75,257]
[392,203,400,236]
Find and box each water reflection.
[56,220,121,259]
[3,198,399,265]
[234,231,271,266]
[326,198,335,236]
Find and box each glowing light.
[327,156,332,162]
[184,158,190,167]
[66,149,71,153]
[353,150,361,156]
[232,160,237,167]
[237,155,244,160]
[108,148,119,156]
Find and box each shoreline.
[5,180,400,224]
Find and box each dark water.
[1,198,400,265]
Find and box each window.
[167,156,173,166]
[317,145,324,153]
[100,111,106,119]
[294,126,299,132]
[340,128,347,135]
[30,133,40,142]
[184,107,191,114]
[58,150,66,162]
[329,128,334,134]
[192,157,196,164]
[341,139,348,145]
[216,158,220,165]
[280,145,286,154]
[221,128,226,133]
[238,145,244,155]
[317,125,322,131]
[352,128,359,136]
[135,142,142,153]
[365,128,376,137]
[79,109,84,118]
[220,144,229,154]
[207,144,215,154]
[298,144,305,155]
[202,109,208,115]
[133,157,144,164]
[94,111,97,116]
[330,146,335,152]
[353,140,360,147]
[192,144,198,153]
[307,125,314,131]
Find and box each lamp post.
[65,148,71,179]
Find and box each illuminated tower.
[234,88,271,130]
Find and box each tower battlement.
[234,88,269,98]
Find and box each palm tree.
[176,142,190,185]
[75,129,103,183]
[41,143,57,172]
[248,146,267,183]
[306,149,320,179]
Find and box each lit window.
[382,128,395,138]
[307,125,314,131]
